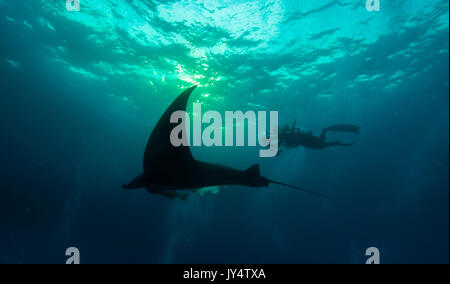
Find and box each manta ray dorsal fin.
[143,86,198,174]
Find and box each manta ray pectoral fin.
[122,173,146,190]
[143,85,199,175]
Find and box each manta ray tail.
[245,164,329,199]
[268,179,330,199]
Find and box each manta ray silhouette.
[123,86,329,200]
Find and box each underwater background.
[0,0,448,264]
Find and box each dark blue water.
[0,0,448,264]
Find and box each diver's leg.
[321,125,359,147]
[320,128,328,141]
[335,141,356,147]
[324,124,360,134]
[322,141,355,148]
[319,141,337,148]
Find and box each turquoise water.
[0,0,448,263]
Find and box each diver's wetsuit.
[279,122,359,150]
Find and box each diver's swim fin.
[324,124,360,134]
[268,179,330,199]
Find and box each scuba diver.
[279,121,360,150]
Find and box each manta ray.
[123,86,329,200]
